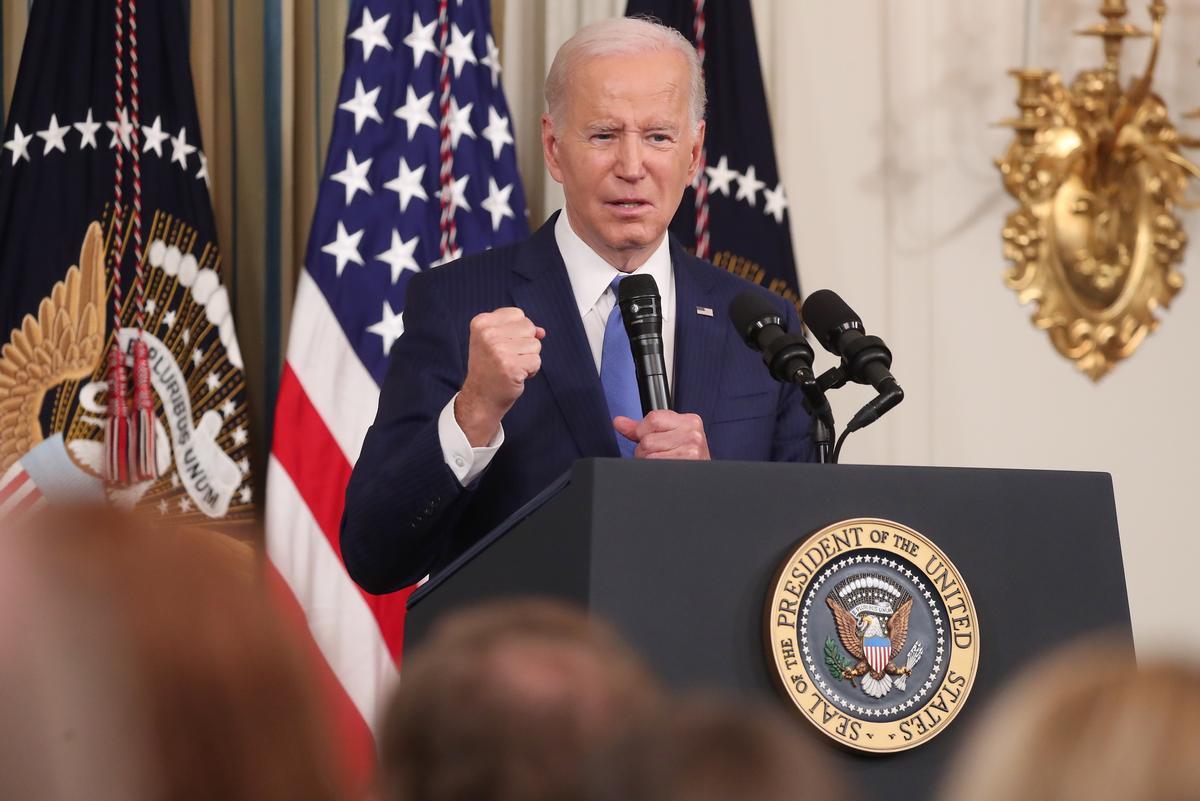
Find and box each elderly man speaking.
[341,17,814,594]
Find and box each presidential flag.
[625,0,802,310]
[0,0,253,524]
[265,0,528,773]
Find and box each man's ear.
[542,113,565,185]
[686,120,707,184]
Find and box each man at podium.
[340,18,814,594]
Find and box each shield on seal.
[864,635,891,674]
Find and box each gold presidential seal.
[766,518,979,754]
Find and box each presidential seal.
[765,519,979,753]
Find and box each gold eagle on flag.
[0,223,107,475]
[0,217,253,522]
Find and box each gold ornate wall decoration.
[996,1,1199,380]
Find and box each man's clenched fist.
[612,410,711,460]
[455,307,546,446]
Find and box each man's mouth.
[607,199,650,209]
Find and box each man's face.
[542,49,705,270]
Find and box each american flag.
[0,463,45,519]
[264,0,528,781]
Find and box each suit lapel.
[672,241,726,426]
[511,215,620,458]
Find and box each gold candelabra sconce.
[996,0,1200,380]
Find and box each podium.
[405,459,1131,801]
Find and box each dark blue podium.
[405,459,1130,801]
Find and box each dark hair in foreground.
[379,597,663,801]
[588,693,849,801]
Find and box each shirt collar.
[554,210,673,317]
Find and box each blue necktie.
[600,275,641,457]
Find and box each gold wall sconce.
[996,1,1199,380]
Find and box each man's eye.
[592,133,615,142]
[649,134,672,143]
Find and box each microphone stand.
[748,322,840,463]
[808,367,846,464]
[812,415,835,463]
[812,364,904,463]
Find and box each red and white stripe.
[865,642,892,675]
[0,463,47,521]
[265,273,417,787]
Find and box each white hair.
[544,16,706,132]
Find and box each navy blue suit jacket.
[341,214,814,594]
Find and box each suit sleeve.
[340,271,477,594]
[771,300,818,463]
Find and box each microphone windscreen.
[617,272,659,302]
[801,289,862,351]
[728,290,781,343]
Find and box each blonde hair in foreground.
[938,637,1200,801]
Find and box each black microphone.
[729,290,834,462]
[728,290,816,386]
[801,290,903,432]
[618,274,671,413]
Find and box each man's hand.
[612,411,711,460]
[456,308,546,447]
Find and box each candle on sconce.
[1023,0,1040,68]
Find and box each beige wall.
[501,0,1200,657]
[766,0,1200,660]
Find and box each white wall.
[502,0,1200,657]
[758,0,1200,658]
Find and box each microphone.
[728,291,835,463]
[617,274,671,413]
[801,290,903,432]
[728,290,816,386]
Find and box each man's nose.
[613,134,646,181]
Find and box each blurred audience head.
[379,597,663,801]
[0,504,344,801]
[588,693,848,801]
[939,637,1200,801]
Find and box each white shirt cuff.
[438,392,504,486]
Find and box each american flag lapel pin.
[696,306,714,317]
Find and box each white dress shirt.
[438,211,675,485]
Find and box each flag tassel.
[130,338,157,480]
[104,347,132,484]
